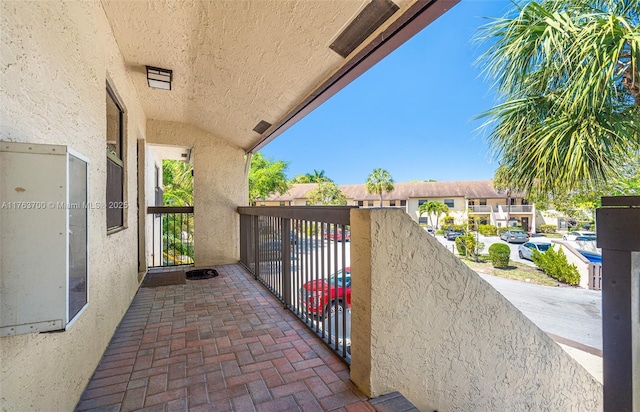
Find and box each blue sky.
[261,0,514,185]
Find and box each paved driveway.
[479,274,602,350]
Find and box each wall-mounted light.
[146,66,172,90]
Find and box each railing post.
[596,196,640,412]
[282,218,291,308]
[253,215,260,280]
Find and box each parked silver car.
[500,229,528,244]
[518,241,552,260]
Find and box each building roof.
[267,180,517,201]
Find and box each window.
[444,199,454,208]
[357,201,364,207]
[418,217,428,225]
[400,200,406,207]
[106,86,124,231]
[367,201,373,207]
[418,199,427,206]
[390,200,396,207]
[479,199,487,206]
[468,200,475,206]
[280,201,286,206]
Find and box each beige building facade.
[265,180,538,230]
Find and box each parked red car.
[324,229,350,242]
[299,267,351,317]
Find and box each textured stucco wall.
[350,208,602,411]
[146,120,245,265]
[0,1,146,410]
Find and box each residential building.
[265,180,537,230]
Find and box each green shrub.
[441,216,455,230]
[455,234,482,257]
[453,224,467,233]
[538,224,557,234]
[435,229,444,235]
[488,243,510,268]
[455,234,471,256]
[532,247,580,285]
[478,224,498,236]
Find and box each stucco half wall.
[146,119,246,265]
[350,208,602,411]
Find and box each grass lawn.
[461,255,560,287]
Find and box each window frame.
[106,83,126,233]
[444,199,454,208]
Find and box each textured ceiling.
[101,0,419,151]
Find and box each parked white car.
[518,241,553,260]
[562,231,596,241]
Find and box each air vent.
[330,0,399,58]
[253,120,272,134]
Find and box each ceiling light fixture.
[146,66,172,90]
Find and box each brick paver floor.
[75,264,374,412]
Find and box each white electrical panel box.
[0,142,88,336]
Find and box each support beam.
[596,197,640,412]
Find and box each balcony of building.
[3,1,638,411]
[78,206,606,410]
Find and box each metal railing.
[499,205,534,213]
[468,205,493,213]
[147,206,194,268]
[238,206,355,363]
[588,262,602,290]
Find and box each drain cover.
[185,269,219,280]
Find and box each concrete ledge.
[369,392,420,412]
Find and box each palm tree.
[365,168,395,207]
[476,0,640,194]
[426,201,449,230]
[309,169,329,183]
[418,201,432,226]
[289,169,332,184]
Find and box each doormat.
[141,270,186,288]
[186,268,219,280]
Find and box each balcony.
[468,205,493,213]
[76,206,603,410]
[500,204,534,213]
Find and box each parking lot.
[433,232,537,267]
